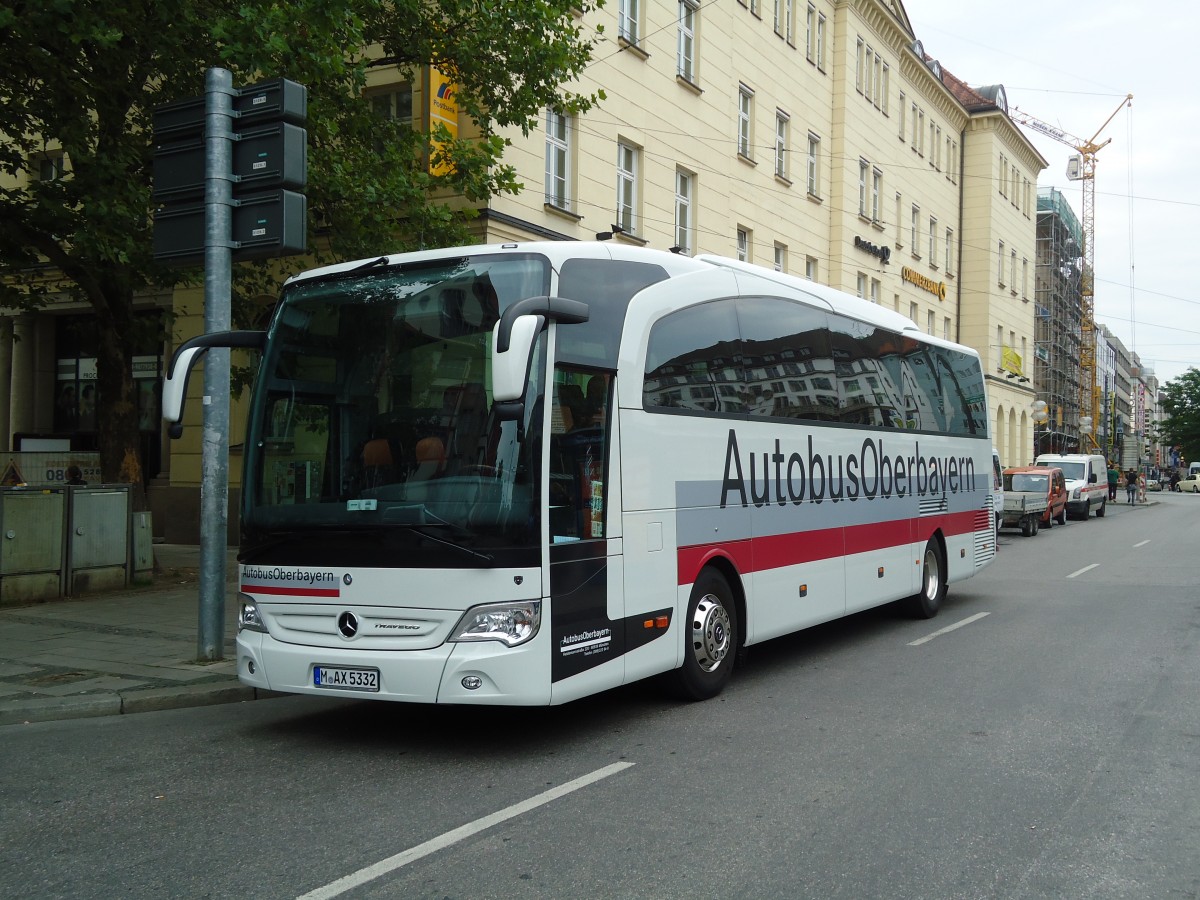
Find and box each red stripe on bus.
[240,584,341,598]
[677,511,982,585]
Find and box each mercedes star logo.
[337,611,359,638]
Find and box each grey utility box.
[0,487,67,605]
[69,486,130,595]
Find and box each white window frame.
[806,132,820,196]
[618,0,641,44]
[675,169,694,254]
[871,167,882,223]
[816,13,825,70]
[738,85,754,159]
[858,159,869,218]
[998,240,1006,287]
[911,203,920,257]
[945,227,954,276]
[544,108,571,211]
[928,216,937,268]
[775,110,789,180]
[805,255,817,281]
[806,3,816,61]
[737,227,750,261]
[616,140,639,235]
[678,0,698,82]
[774,242,787,272]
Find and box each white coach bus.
[164,242,996,705]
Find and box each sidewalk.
[0,545,279,726]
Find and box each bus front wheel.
[672,568,738,701]
[905,540,946,619]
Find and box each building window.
[616,140,640,235]
[870,278,881,305]
[871,167,882,223]
[911,204,920,257]
[1010,248,1018,292]
[738,85,754,159]
[678,0,698,82]
[618,0,641,44]
[858,159,869,218]
[774,242,787,272]
[805,255,817,281]
[544,108,572,211]
[785,0,794,43]
[944,317,951,341]
[369,83,413,153]
[806,133,820,196]
[999,153,1008,197]
[816,13,826,69]
[775,111,789,179]
[945,227,954,276]
[1022,257,1029,297]
[881,63,889,115]
[927,310,935,335]
[737,227,750,261]
[855,38,865,93]
[910,301,919,323]
[805,3,816,61]
[895,192,903,247]
[898,91,906,139]
[856,272,868,299]
[998,240,1005,286]
[675,169,694,254]
[36,152,66,182]
[928,216,937,268]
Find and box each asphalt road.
[3,492,1198,899]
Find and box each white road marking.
[908,611,990,646]
[1067,563,1100,579]
[296,761,635,900]
[1134,540,1151,548]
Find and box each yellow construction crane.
[1010,94,1132,450]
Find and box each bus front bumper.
[236,629,553,705]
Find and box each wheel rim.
[690,594,732,673]
[922,547,941,602]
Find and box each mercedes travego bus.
[163,242,997,706]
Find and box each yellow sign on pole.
[428,66,458,175]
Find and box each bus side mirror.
[491,296,589,421]
[491,315,541,420]
[162,330,266,438]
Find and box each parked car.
[1178,473,1200,493]
[1003,466,1068,527]
[1145,477,1161,492]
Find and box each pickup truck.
[1001,492,1049,537]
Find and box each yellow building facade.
[2,0,1045,541]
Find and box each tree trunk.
[93,293,148,512]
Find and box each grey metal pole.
[198,67,234,660]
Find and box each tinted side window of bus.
[644,301,744,413]
[557,260,670,369]
[735,296,838,421]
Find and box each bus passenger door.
[547,370,628,703]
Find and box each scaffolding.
[1034,187,1083,454]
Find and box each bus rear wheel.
[904,540,946,619]
[672,568,738,701]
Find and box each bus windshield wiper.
[397,523,493,562]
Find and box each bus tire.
[672,568,738,701]
[905,540,946,619]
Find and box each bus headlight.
[237,594,267,634]
[451,600,541,647]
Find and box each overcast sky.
[905,0,1197,388]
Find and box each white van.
[1034,453,1108,519]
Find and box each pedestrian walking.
[1107,464,1119,502]
[1125,469,1138,504]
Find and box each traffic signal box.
[152,78,308,263]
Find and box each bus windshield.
[241,254,550,566]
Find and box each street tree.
[1158,367,1200,467]
[0,0,604,502]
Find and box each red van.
[1002,466,1068,527]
